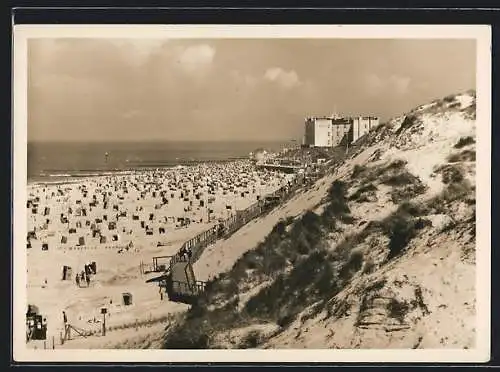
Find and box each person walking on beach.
[75,273,80,287]
[62,310,71,341]
[62,311,68,333]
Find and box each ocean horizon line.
[27,139,297,144]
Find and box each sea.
[27,141,287,184]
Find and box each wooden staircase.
[143,168,320,304]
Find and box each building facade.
[304,115,379,147]
[331,118,352,146]
[304,118,333,147]
[351,116,379,143]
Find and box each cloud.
[109,39,168,65]
[264,67,301,89]
[365,73,411,95]
[390,75,411,94]
[365,73,384,93]
[176,44,216,75]
[229,70,258,87]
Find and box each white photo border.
[12,24,491,363]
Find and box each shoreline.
[27,157,254,187]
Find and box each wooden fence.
[146,165,326,299]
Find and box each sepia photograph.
[12,25,491,363]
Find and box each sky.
[27,38,476,142]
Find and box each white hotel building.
[303,115,379,147]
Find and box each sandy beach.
[26,159,295,347]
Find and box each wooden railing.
[171,280,207,296]
[146,164,328,299]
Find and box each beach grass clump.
[164,298,246,349]
[243,249,338,329]
[238,330,263,349]
[436,164,465,185]
[361,159,406,184]
[289,211,324,255]
[447,101,461,109]
[351,164,368,179]
[362,257,376,275]
[443,94,456,103]
[322,180,353,224]
[387,298,410,324]
[378,201,432,260]
[429,180,473,215]
[351,161,426,205]
[383,213,416,260]
[380,168,420,187]
[390,182,428,204]
[462,102,476,120]
[226,219,292,281]
[447,149,475,163]
[338,249,364,281]
[395,115,419,135]
[349,182,378,203]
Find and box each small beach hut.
[61,236,67,244]
[122,293,133,306]
[62,266,72,280]
[78,236,85,246]
[100,236,107,244]
[26,304,39,316]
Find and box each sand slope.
[160,90,477,350]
